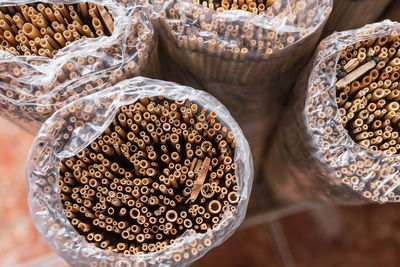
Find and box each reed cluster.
[300,27,400,203]
[0,1,157,132]
[157,0,331,183]
[0,2,113,58]
[158,0,320,64]
[336,34,400,156]
[59,96,239,256]
[262,24,400,204]
[197,0,277,14]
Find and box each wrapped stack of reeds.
[0,0,159,133]
[156,0,332,92]
[263,21,400,205]
[0,3,114,57]
[60,97,240,254]
[26,77,253,266]
[155,0,332,180]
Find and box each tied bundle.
[155,0,332,116]
[264,21,400,205]
[0,0,159,133]
[0,3,114,57]
[27,77,253,266]
[155,0,331,181]
[336,34,400,156]
[196,0,277,14]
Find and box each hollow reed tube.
[58,96,240,254]
[0,2,114,57]
[264,21,400,205]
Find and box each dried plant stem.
[0,2,114,58]
[198,0,276,13]
[0,2,158,133]
[336,34,400,156]
[59,96,239,256]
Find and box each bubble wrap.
[0,0,159,134]
[26,76,253,266]
[264,20,400,205]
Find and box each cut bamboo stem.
[0,2,114,57]
[59,96,240,256]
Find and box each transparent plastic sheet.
[26,77,253,266]
[154,0,332,181]
[154,0,332,119]
[322,0,392,37]
[0,0,159,134]
[263,20,400,205]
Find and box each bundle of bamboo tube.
[27,77,253,266]
[0,0,159,133]
[155,0,332,110]
[322,0,392,37]
[155,0,332,181]
[263,21,400,205]
[198,0,278,13]
[0,3,114,57]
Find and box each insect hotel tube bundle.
[263,21,400,205]
[155,0,331,181]
[155,0,332,116]
[61,97,239,254]
[0,0,158,134]
[26,77,253,266]
[197,0,277,13]
[0,2,114,57]
[336,34,400,156]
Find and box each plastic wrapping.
[155,0,332,117]
[322,0,392,37]
[26,77,253,266]
[155,0,332,180]
[0,0,159,134]
[264,20,400,205]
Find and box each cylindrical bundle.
[155,0,332,180]
[263,20,400,205]
[26,77,253,266]
[0,0,159,134]
[322,0,392,37]
[155,0,332,115]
